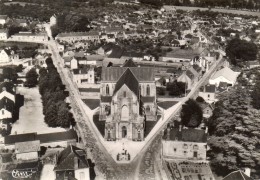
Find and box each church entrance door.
[122,126,127,138]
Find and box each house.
[56,31,100,43]
[177,65,201,90]
[15,19,28,27]
[10,32,48,42]
[163,159,215,180]
[0,29,8,40]
[50,14,57,26]
[246,61,260,69]
[0,81,16,102]
[72,66,95,86]
[223,170,253,180]
[4,129,78,149]
[162,126,208,160]
[0,97,14,120]
[0,15,8,25]
[209,67,240,87]
[198,84,217,104]
[15,140,40,161]
[54,145,90,180]
[99,59,157,141]
[160,48,198,63]
[0,49,11,63]
[199,102,214,119]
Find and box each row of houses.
[0,81,16,134]
[1,129,92,180]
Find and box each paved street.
[2,24,225,179]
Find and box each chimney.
[244,168,251,177]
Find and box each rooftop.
[163,127,207,143]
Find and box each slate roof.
[15,140,40,153]
[79,88,100,92]
[203,84,216,93]
[114,68,139,97]
[163,128,207,142]
[123,59,137,67]
[5,130,77,145]
[141,96,155,103]
[54,145,89,171]
[186,70,194,80]
[0,81,15,94]
[37,129,78,144]
[101,67,154,82]
[5,133,37,145]
[211,67,240,83]
[56,31,99,37]
[101,96,112,103]
[0,97,14,113]
[192,64,201,73]
[107,46,124,58]
[223,170,253,180]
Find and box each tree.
[25,68,38,87]
[44,104,58,127]
[181,99,203,128]
[57,102,72,128]
[196,96,205,103]
[251,75,260,109]
[226,38,258,65]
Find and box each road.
[2,23,225,179]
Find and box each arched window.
[106,84,109,95]
[146,85,150,96]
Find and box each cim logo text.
[12,169,37,179]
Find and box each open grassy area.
[11,86,65,135]
[157,101,179,110]
[93,114,105,137]
[82,99,100,110]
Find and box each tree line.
[38,57,75,128]
[139,0,259,9]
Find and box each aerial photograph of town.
[0,0,259,179]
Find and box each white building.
[54,145,90,180]
[0,15,8,25]
[162,127,208,160]
[0,49,11,63]
[15,140,40,161]
[72,67,95,86]
[209,67,240,87]
[10,32,49,42]
[56,31,99,43]
[198,84,217,104]
[50,14,57,26]
[0,29,8,40]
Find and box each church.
[99,59,157,141]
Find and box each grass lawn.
[144,119,159,137]
[82,99,100,110]
[11,86,65,135]
[157,101,179,110]
[93,114,105,137]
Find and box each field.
[11,86,65,135]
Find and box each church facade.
[99,60,157,141]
